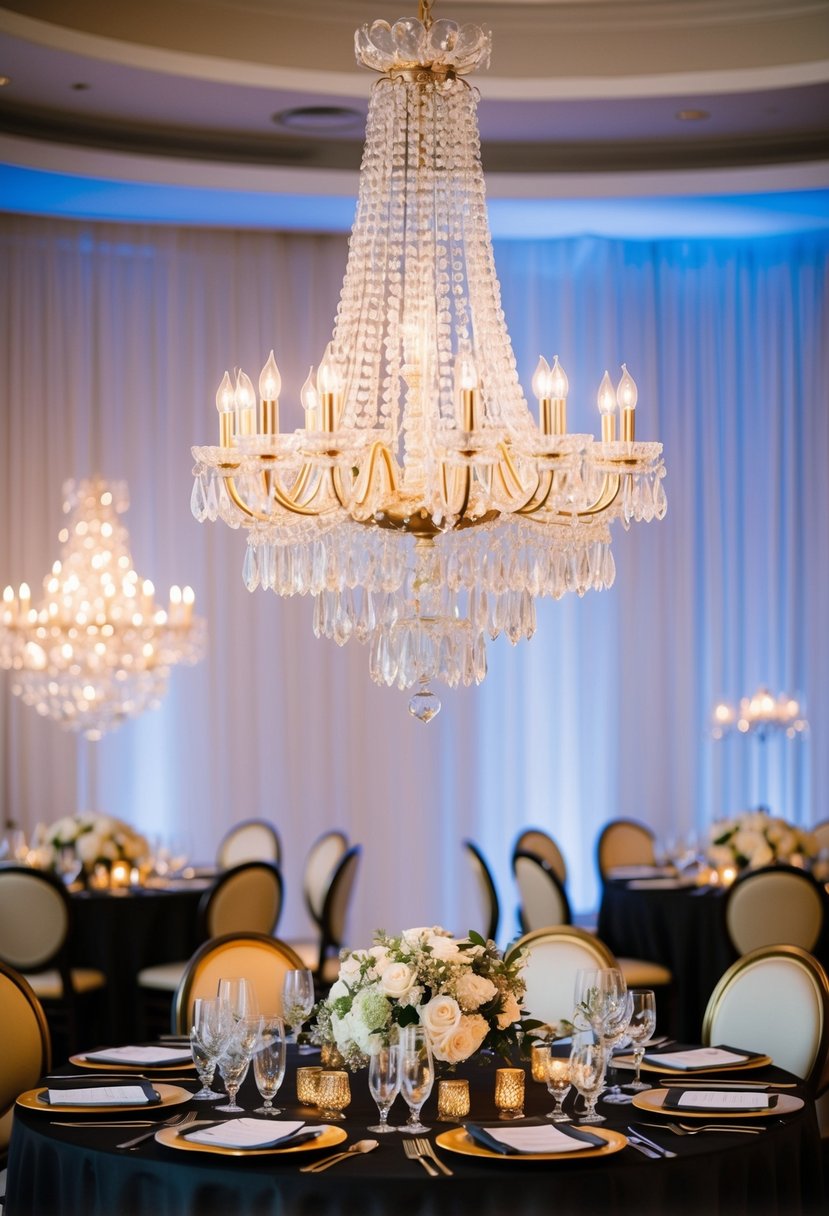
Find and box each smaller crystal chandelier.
[712,688,808,741]
[0,478,206,741]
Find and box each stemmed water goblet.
[569,1030,607,1125]
[398,1025,434,1134]
[216,1012,263,1113]
[282,969,315,1051]
[252,1015,287,1115]
[625,989,657,1092]
[190,996,230,1101]
[543,1055,573,1123]
[598,989,635,1104]
[367,1039,401,1134]
[217,977,258,1022]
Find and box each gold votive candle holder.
[317,1069,351,1121]
[437,1079,470,1122]
[296,1066,322,1106]
[494,1068,525,1119]
[320,1041,345,1069]
[530,1043,552,1082]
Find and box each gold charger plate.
[615,1053,771,1075]
[435,1126,627,1162]
[631,1088,803,1120]
[155,1123,346,1157]
[17,1083,192,1114]
[70,1053,195,1073]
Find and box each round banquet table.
[5,1050,825,1216]
[597,878,829,1042]
[69,880,210,1043]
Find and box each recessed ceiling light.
[273,106,363,134]
[0,75,11,87]
[676,108,710,122]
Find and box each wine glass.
[599,989,635,1105]
[543,1055,572,1123]
[573,967,627,1033]
[55,845,83,887]
[252,1015,287,1115]
[367,1041,401,1134]
[190,997,230,1101]
[282,969,315,1050]
[215,1013,262,1113]
[625,989,657,1092]
[398,1025,434,1134]
[569,1031,607,1124]
[217,977,258,1022]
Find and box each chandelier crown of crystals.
[712,688,808,741]
[1,478,206,740]
[190,5,666,721]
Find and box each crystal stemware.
[217,977,258,1022]
[216,1013,262,1113]
[190,996,230,1101]
[569,1031,607,1124]
[281,969,315,1051]
[367,1041,401,1134]
[398,1025,434,1134]
[544,1055,572,1122]
[625,989,657,1092]
[600,989,635,1105]
[252,1015,287,1115]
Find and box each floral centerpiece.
[311,926,529,1069]
[36,811,150,874]
[707,810,817,871]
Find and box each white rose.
[747,841,774,869]
[433,1014,489,1064]
[328,979,350,1003]
[76,832,102,863]
[338,953,363,982]
[369,946,390,975]
[421,994,461,1038]
[496,991,521,1029]
[776,829,796,858]
[426,934,464,963]
[455,971,498,1011]
[743,812,768,832]
[49,816,77,845]
[331,1008,356,1053]
[734,829,762,861]
[380,962,416,999]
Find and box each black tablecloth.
[70,884,207,1043]
[6,1049,825,1216]
[597,880,829,1041]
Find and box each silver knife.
[628,1127,677,1158]
[627,1137,660,1159]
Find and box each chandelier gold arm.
[350,440,400,509]
[225,471,323,520]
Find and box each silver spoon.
[299,1139,379,1173]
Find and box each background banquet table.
[597,878,829,1040]
[6,1050,824,1216]
[69,880,209,1042]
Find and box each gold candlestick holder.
[530,1043,551,1083]
[494,1068,525,1119]
[317,1070,351,1121]
[437,1079,470,1122]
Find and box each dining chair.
[513,850,571,933]
[812,819,829,854]
[216,818,281,869]
[724,864,825,956]
[172,932,306,1033]
[513,827,568,885]
[596,818,656,880]
[303,830,349,929]
[136,861,284,999]
[0,961,51,1163]
[462,840,500,942]
[0,866,106,1054]
[290,845,362,986]
[702,945,829,1094]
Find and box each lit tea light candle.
[317,1070,350,1121]
[494,1068,525,1119]
[530,1043,552,1083]
[296,1066,322,1106]
[110,860,130,889]
[437,1079,470,1122]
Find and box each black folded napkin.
[39,1079,161,1106]
[643,1043,767,1069]
[462,1117,605,1155]
[183,1119,322,1150]
[662,1089,777,1113]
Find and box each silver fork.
[116,1111,196,1149]
[636,1121,761,1137]
[402,1138,439,1176]
[413,1138,453,1177]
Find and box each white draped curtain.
[1,215,827,945]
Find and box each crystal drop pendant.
[190,475,207,523]
[242,544,260,592]
[408,681,441,723]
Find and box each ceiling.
[1,1,828,234]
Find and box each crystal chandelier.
[0,478,206,741]
[190,2,666,721]
[712,688,808,741]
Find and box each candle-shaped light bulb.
[455,352,480,430]
[301,366,319,431]
[141,579,154,617]
[215,370,235,445]
[317,345,341,431]
[234,369,256,437]
[550,356,569,400]
[181,585,194,625]
[258,350,281,436]
[597,370,616,442]
[616,363,637,441]
[532,356,552,402]
[169,584,181,624]
[19,582,31,616]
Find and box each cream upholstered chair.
[812,819,829,853]
[137,861,284,996]
[172,933,305,1033]
[702,946,829,1093]
[216,819,281,869]
[513,850,571,933]
[462,840,500,942]
[514,926,620,1031]
[0,866,105,1052]
[724,865,825,956]
[0,962,51,1162]
[292,845,362,985]
[513,828,568,885]
[303,830,349,930]
[596,818,656,879]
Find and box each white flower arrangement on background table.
[707,809,817,871]
[37,811,149,873]
[312,926,530,1068]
